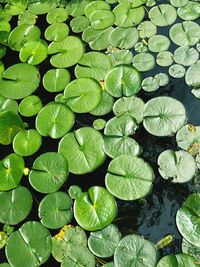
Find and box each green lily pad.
[132,52,155,72]
[176,193,200,247]
[113,96,145,124]
[137,20,157,38]
[43,69,71,92]
[45,23,69,42]
[113,3,145,28]
[29,152,68,193]
[75,52,112,81]
[28,1,57,14]
[90,10,115,30]
[88,224,122,258]
[18,95,43,117]
[93,118,106,130]
[8,24,41,51]
[185,62,200,87]
[192,88,200,100]
[0,63,40,100]
[114,234,158,267]
[148,35,170,53]
[85,1,110,18]
[4,1,26,15]
[38,192,72,229]
[155,73,169,87]
[103,115,141,158]
[58,127,106,174]
[182,238,200,261]
[90,90,114,116]
[0,95,18,114]
[177,1,200,21]
[158,149,196,183]
[13,129,42,157]
[70,16,90,33]
[18,10,37,26]
[156,51,174,67]
[0,263,10,267]
[149,4,177,26]
[36,102,74,139]
[174,47,199,67]
[6,221,52,267]
[134,42,148,53]
[66,0,93,17]
[105,65,142,97]
[0,111,24,145]
[74,186,117,231]
[69,185,83,199]
[107,49,133,66]
[106,155,154,200]
[142,77,160,92]
[0,186,32,225]
[170,0,188,7]
[143,96,187,137]
[170,22,200,47]
[109,27,139,49]
[157,253,196,267]
[46,8,68,24]
[169,64,186,79]
[64,78,102,113]
[48,36,84,68]
[102,263,114,267]
[0,153,24,191]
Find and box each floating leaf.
[148,35,170,53]
[90,10,115,30]
[43,69,70,92]
[93,118,106,131]
[45,23,69,42]
[149,4,177,26]
[137,20,157,38]
[156,51,174,67]
[18,10,37,25]
[28,1,57,14]
[174,47,199,67]
[85,1,110,18]
[0,95,18,114]
[155,73,169,87]
[142,77,160,92]
[182,238,200,261]
[46,8,68,24]
[132,52,155,72]
[18,95,43,117]
[70,16,90,33]
[157,253,196,267]
[177,1,200,21]
[169,64,186,78]
[107,49,133,66]
[90,90,114,116]
[66,0,93,17]
[69,185,82,199]
[170,0,188,8]
[185,62,200,87]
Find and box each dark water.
[1,3,200,266]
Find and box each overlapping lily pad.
[18,95,43,117]
[157,253,196,267]
[43,69,71,92]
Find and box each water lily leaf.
[13,129,42,157]
[106,155,154,200]
[90,10,115,30]
[0,263,10,267]
[149,4,177,26]
[170,0,188,7]
[70,16,90,33]
[192,88,200,100]
[36,102,74,139]
[137,20,157,38]
[48,36,84,68]
[46,8,68,24]
[18,95,43,117]
[0,95,18,114]
[75,52,112,81]
[177,1,200,21]
[105,64,142,97]
[174,47,199,67]
[43,69,70,92]
[148,35,170,53]
[8,24,41,51]
[5,1,27,15]
[158,149,196,183]
[0,111,24,145]
[118,0,147,7]
[169,64,186,79]
[0,46,6,59]
[157,253,196,267]
[29,152,68,193]
[176,193,200,247]
[185,62,200,87]
[103,115,141,158]
[113,3,145,28]
[114,234,158,267]
[90,90,114,116]
[176,124,200,155]
[170,22,200,46]
[6,221,52,267]
[18,10,37,25]
[109,27,139,49]
[74,186,117,231]
[113,96,144,124]
[82,26,113,51]
[45,23,69,42]
[156,51,174,67]
[155,73,169,87]
[88,224,121,258]
[132,52,155,72]
[134,41,148,53]
[69,185,83,199]
[58,127,106,174]
[182,238,200,261]
[0,63,40,100]
[66,0,93,17]
[85,1,110,18]
[143,96,187,137]
[108,49,133,66]
[0,153,24,191]
[38,192,72,229]
[0,186,32,225]
[28,1,57,14]
[64,78,102,113]
[142,76,160,92]
[93,118,106,130]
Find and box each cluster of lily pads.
[0,0,200,266]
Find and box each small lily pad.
[148,35,170,53]
[43,69,71,92]
[174,47,199,67]
[70,16,90,33]
[155,73,169,86]
[18,95,43,117]
[93,119,106,130]
[156,51,174,67]
[169,64,186,78]
[142,77,160,92]
[132,52,155,72]
[157,253,196,267]
[137,21,157,38]
[46,8,68,24]
[90,90,114,116]
[45,23,69,42]
[185,62,200,87]
[149,4,177,26]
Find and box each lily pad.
[0,186,32,225]
[170,0,188,7]
[90,10,115,30]
[48,36,84,68]
[155,73,169,87]
[6,221,52,267]
[143,96,187,136]
[182,238,200,261]
[13,129,42,157]
[66,0,93,17]
[114,234,158,267]
[46,8,68,24]
[88,224,122,258]
[0,96,18,114]
[38,192,72,229]
[64,78,102,113]
[74,186,117,231]
[58,127,106,174]
[157,253,196,267]
[69,185,83,199]
[43,69,71,92]
[105,155,154,200]
[174,47,199,67]
[90,90,114,116]
[36,102,74,139]
[148,35,170,53]
[70,16,90,33]
[105,64,142,97]
[45,23,69,42]
[108,49,133,66]
[18,95,43,117]
[149,4,177,26]
[93,118,106,130]
[156,51,174,67]
[18,10,37,26]
[137,21,157,38]
[185,62,200,87]
[132,52,155,72]
[158,149,196,183]
[169,64,186,79]
[28,1,57,14]
[177,1,200,21]
[29,152,68,193]
[142,77,160,92]
[85,1,110,18]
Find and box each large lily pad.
[58,127,106,174]
[74,186,117,231]
[149,4,177,26]
[157,253,196,267]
